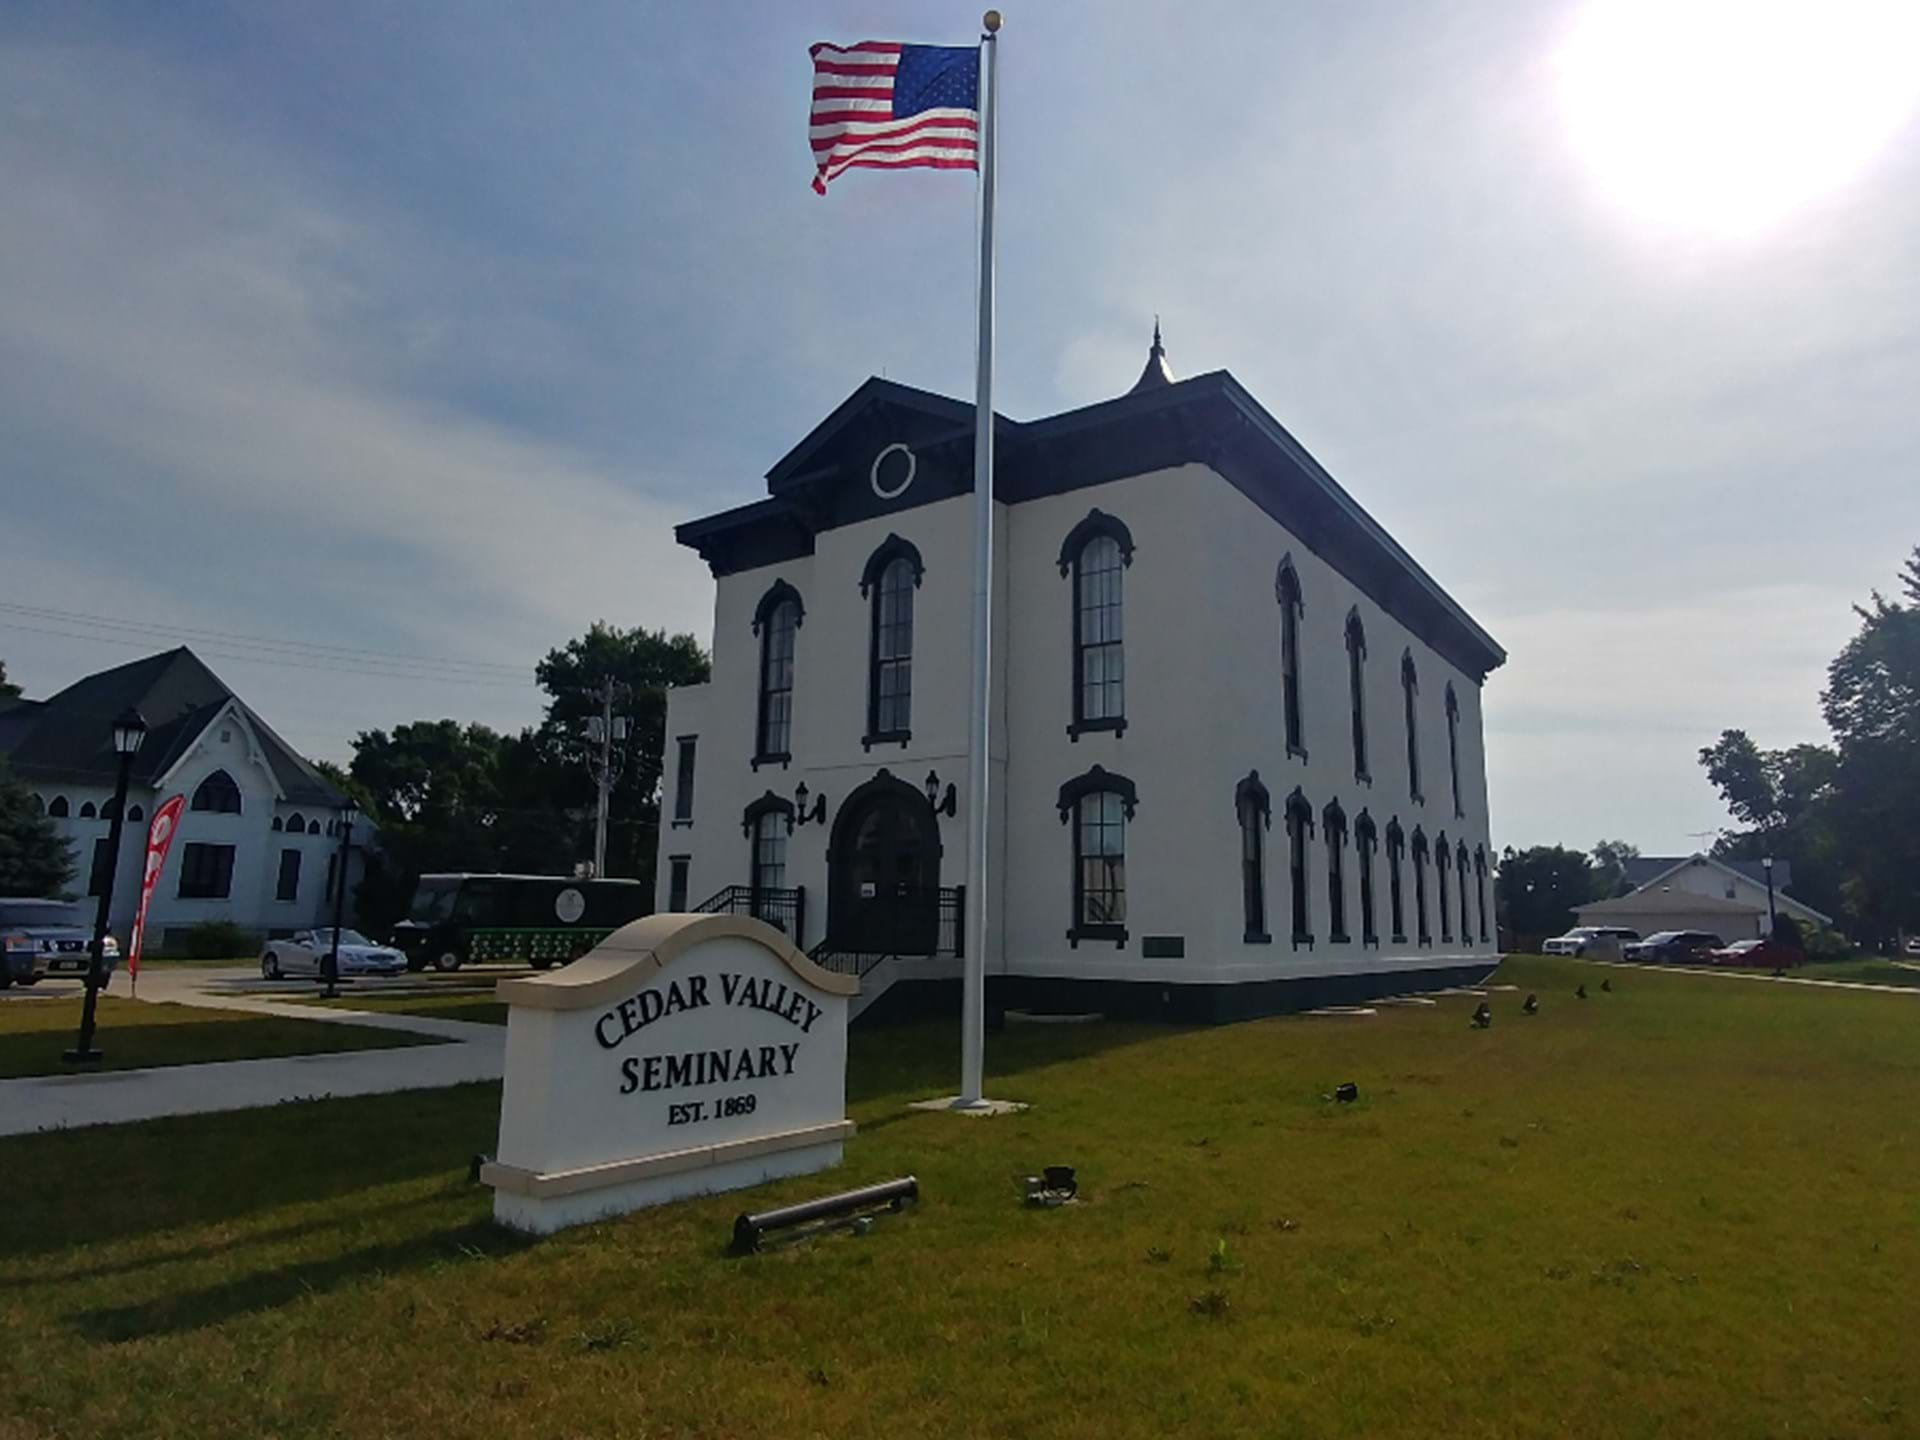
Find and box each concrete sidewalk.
[0,964,506,1137]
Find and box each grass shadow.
[0,1081,502,1260]
[68,1217,535,1342]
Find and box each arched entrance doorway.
[827,770,942,955]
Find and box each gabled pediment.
[764,378,976,492]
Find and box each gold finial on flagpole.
[983,10,1002,32]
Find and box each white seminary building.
[658,335,1507,1022]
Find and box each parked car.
[1542,926,1641,958]
[0,898,117,988]
[260,929,407,979]
[1709,937,1802,969]
[1624,930,1724,964]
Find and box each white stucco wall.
[660,460,1496,992]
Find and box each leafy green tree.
[1589,838,1640,899]
[0,757,72,897]
[0,659,19,701]
[1700,546,1920,946]
[532,622,710,892]
[1819,546,1920,942]
[1496,845,1594,945]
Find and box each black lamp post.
[65,706,147,1065]
[322,802,359,999]
[1762,855,1777,935]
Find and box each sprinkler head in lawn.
[1334,1082,1359,1103]
[1522,993,1539,1015]
[1470,1002,1492,1029]
[1576,983,1588,999]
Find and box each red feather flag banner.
[808,41,980,194]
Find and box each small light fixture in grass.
[1333,1081,1359,1103]
[1601,978,1613,993]
[1522,993,1539,1016]
[1471,1002,1492,1029]
[1576,983,1588,1000]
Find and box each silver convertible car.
[260,928,407,979]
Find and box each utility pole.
[585,678,630,879]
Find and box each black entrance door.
[829,774,940,955]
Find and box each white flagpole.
[958,10,1000,1108]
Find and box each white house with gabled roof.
[0,648,372,950]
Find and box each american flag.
[809,42,979,195]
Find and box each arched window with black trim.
[29,794,46,816]
[1277,558,1305,758]
[1235,772,1270,943]
[48,795,70,818]
[1285,787,1314,947]
[192,769,243,814]
[79,801,98,819]
[1457,839,1473,945]
[1401,651,1423,805]
[1058,765,1135,946]
[1411,826,1431,945]
[1059,511,1132,738]
[287,812,307,835]
[1385,818,1406,942]
[1445,683,1464,818]
[1474,844,1490,944]
[1355,811,1379,946]
[127,804,143,823]
[1323,799,1349,943]
[271,816,284,831]
[1346,608,1369,782]
[860,535,922,746]
[752,580,803,765]
[1436,832,1454,943]
[741,792,795,922]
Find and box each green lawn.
[291,993,511,1026]
[2,955,1918,1438]
[1794,956,1920,989]
[0,996,441,1078]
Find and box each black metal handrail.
[809,885,964,978]
[693,884,806,940]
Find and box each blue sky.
[4,2,1917,854]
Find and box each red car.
[1709,937,1802,969]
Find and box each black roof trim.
[680,368,1506,679]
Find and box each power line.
[0,618,535,691]
[0,599,532,680]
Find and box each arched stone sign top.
[484,912,857,1234]
[497,913,856,1011]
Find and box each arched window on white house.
[752,581,803,766]
[1058,765,1136,946]
[1445,683,1464,818]
[1402,652,1423,806]
[1059,510,1132,739]
[1277,558,1305,759]
[192,770,243,814]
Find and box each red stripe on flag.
[811,85,895,101]
[812,60,900,76]
[810,41,903,56]
[811,116,977,151]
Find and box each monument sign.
[481,912,859,1234]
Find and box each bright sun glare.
[1557,0,1920,236]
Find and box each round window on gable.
[870,442,916,500]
